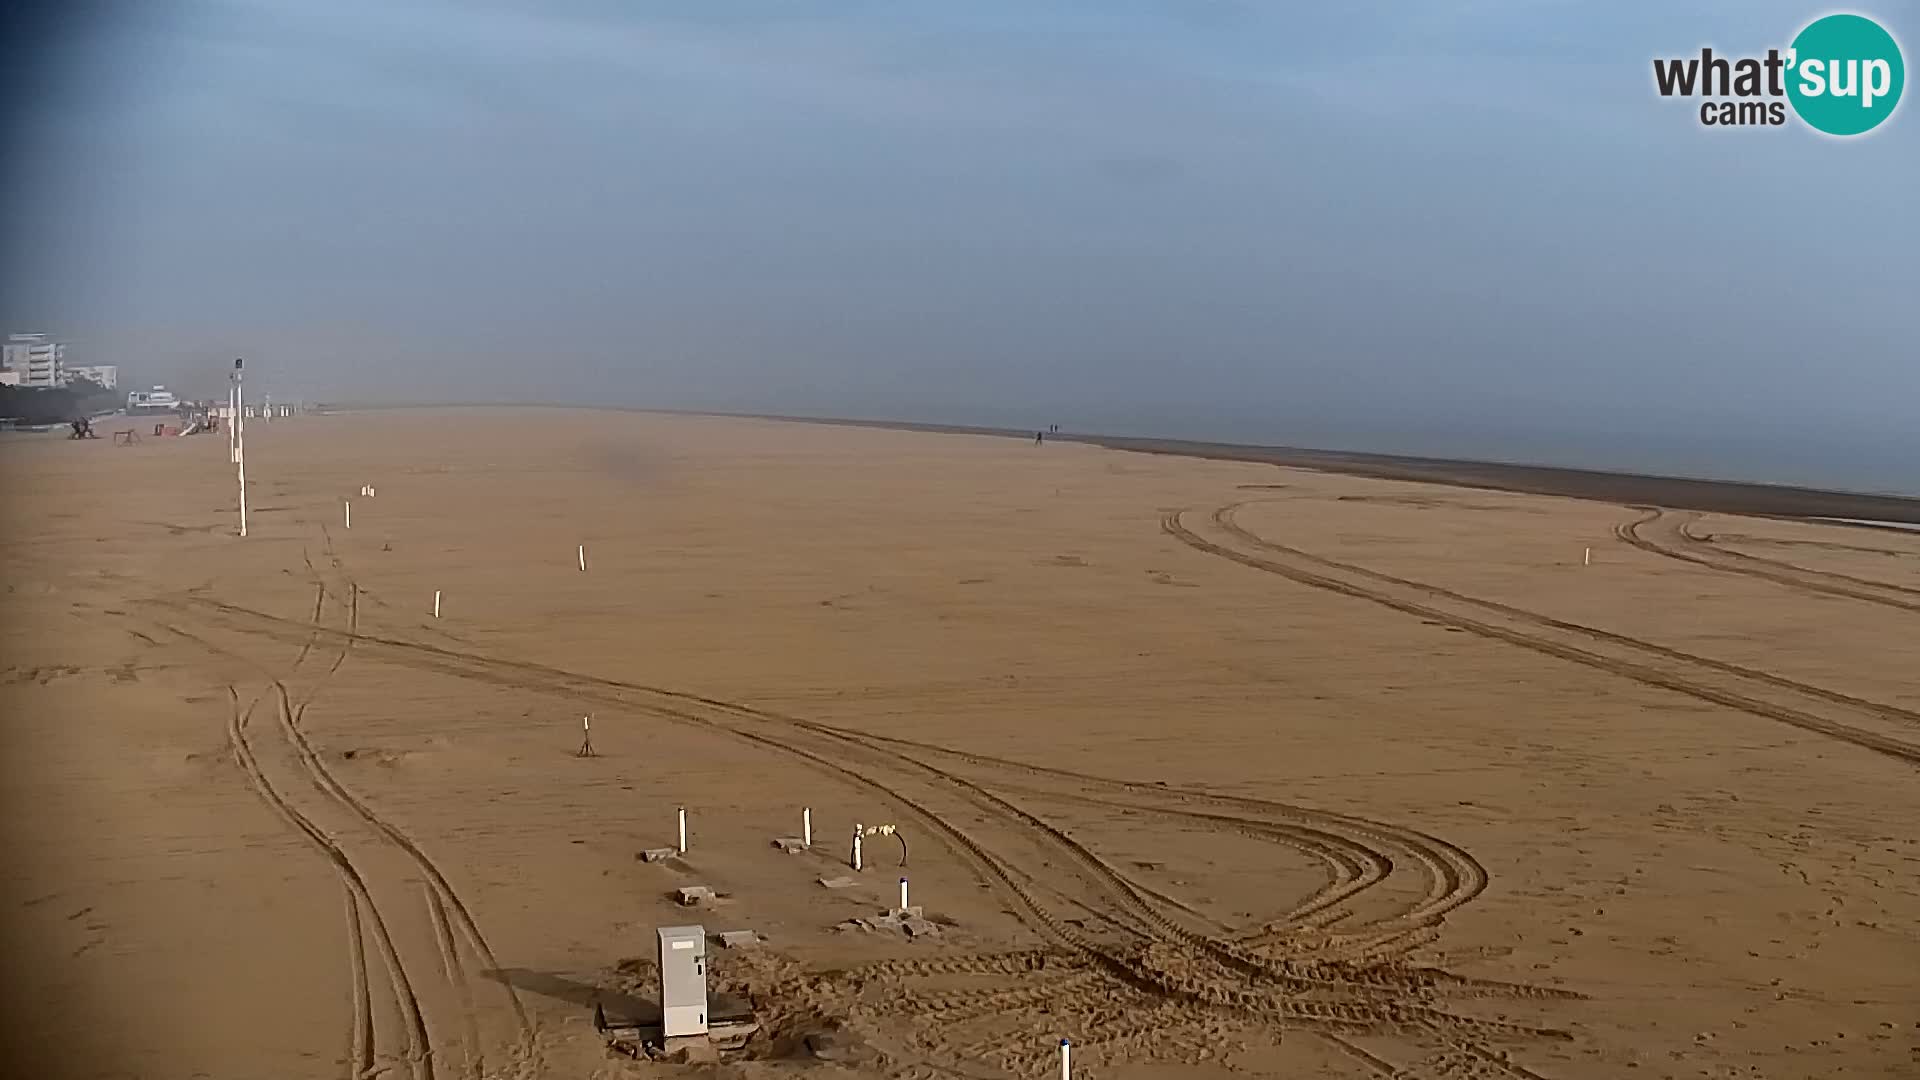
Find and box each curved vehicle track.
[1216,505,1920,735]
[1677,519,1920,599]
[1617,508,1920,612]
[166,578,1573,1080]
[227,686,433,1080]
[153,544,535,1080]
[1163,504,1920,767]
[286,547,536,1080]
[166,604,423,1080]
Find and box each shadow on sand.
[484,968,658,1025]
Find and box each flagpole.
[234,358,247,537]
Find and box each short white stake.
[1584,546,1591,567]
[344,500,351,529]
[851,825,863,871]
[433,590,441,618]
[1061,1038,1070,1079]
[899,877,909,910]
[803,807,812,848]
[578,544,587,572]
[678,807,688,853]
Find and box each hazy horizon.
[3,2,1915,493]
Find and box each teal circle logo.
[1786,14,1904,135]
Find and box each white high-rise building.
[1,334,68,388]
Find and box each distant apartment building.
[127,386,181,413]
[63,364,118,389]
[2,333,67,387]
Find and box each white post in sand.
[1060,1038,1070,1080]
[899,877,909,910]
[344,500,351,529]
[851,825,863,871]
[678,807,688,853]
[803,807,812,848]
[578,544,587,572]
[233,359,247,537]
[1584,546,1592,567]
[433,590,441,618]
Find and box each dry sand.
[1,408,1915,1080]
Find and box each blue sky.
[3,1,1916,489]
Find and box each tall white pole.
[227,382,236,462]
[678,807,688,853]
[803,807,812,848]
[1060,1038,1070,1080]
[234,359,247,537]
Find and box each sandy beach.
[2,408,1916,1080]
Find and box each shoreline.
[314,402,1920,526]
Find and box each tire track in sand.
[157,553,532,1078]
[227,688,433,1080]
[174,591,1571,1078]
[180,588,1483,951]
[291,544,535,1076]
[1223,505,1920,735]
[277,676,533,1072]
[857,746,1563,999]
[1619,507,1920,612]
[1163,505,1920,766]
[159,611,398,1080]
[188,593,1479,974]
[279,569,457,1078]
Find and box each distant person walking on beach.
[1035,431,1044,445]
